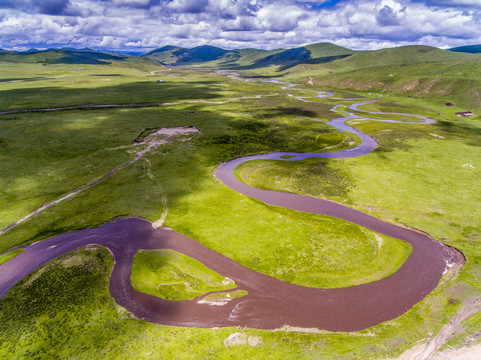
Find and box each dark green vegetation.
[1,43,481,358]
[131,249,236,300]
[142,45,253,66]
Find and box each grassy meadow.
[0,60,480,358]
[131,249,237,300]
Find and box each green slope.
[140,42,355,70]
[330,45,477,70]
[237,42,355,70]
[284,45,481,110]
[304,42,356,58]
[140,45,186,64]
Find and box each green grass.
[131,249,237,301]
[233,94,481,244]
[235,158,355,201]
[0,249,24,265]
[288,60,481,111]
[441,310,481,350]
[351,99,438,118]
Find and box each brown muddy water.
[0,217,456,331]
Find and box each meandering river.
[0,76,459,331]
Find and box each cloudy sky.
[0,0,480,51]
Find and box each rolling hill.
[141,42,355,70]
[141,45,236,65]
[288,45,481,109]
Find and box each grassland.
[289,57,481,112]
[236,117,481,245]
[0,93,401,288]
[1,60,480,358]
[131,249,236,300]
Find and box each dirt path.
[397,297,481,360]
[434,342,481,359]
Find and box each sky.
[0,0,480,52]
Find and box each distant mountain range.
[1,43,480,69]
[1,42,480,111]
[139,42,481,69]
[0,48,129,65]
[139,43,355,70]
[449,45,481,54]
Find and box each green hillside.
[284,45,481,110]
[3,43,480,110]
[141,45,186,64]
[227,42,355,70]
[329,45,476,70]
[304,42,355,58]
[141,42,355,69]
[141,45,279,67]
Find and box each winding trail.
[0,75,460,331]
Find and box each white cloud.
[112,0,151,7]
[0,0,481,51]
[258,4,307,32]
